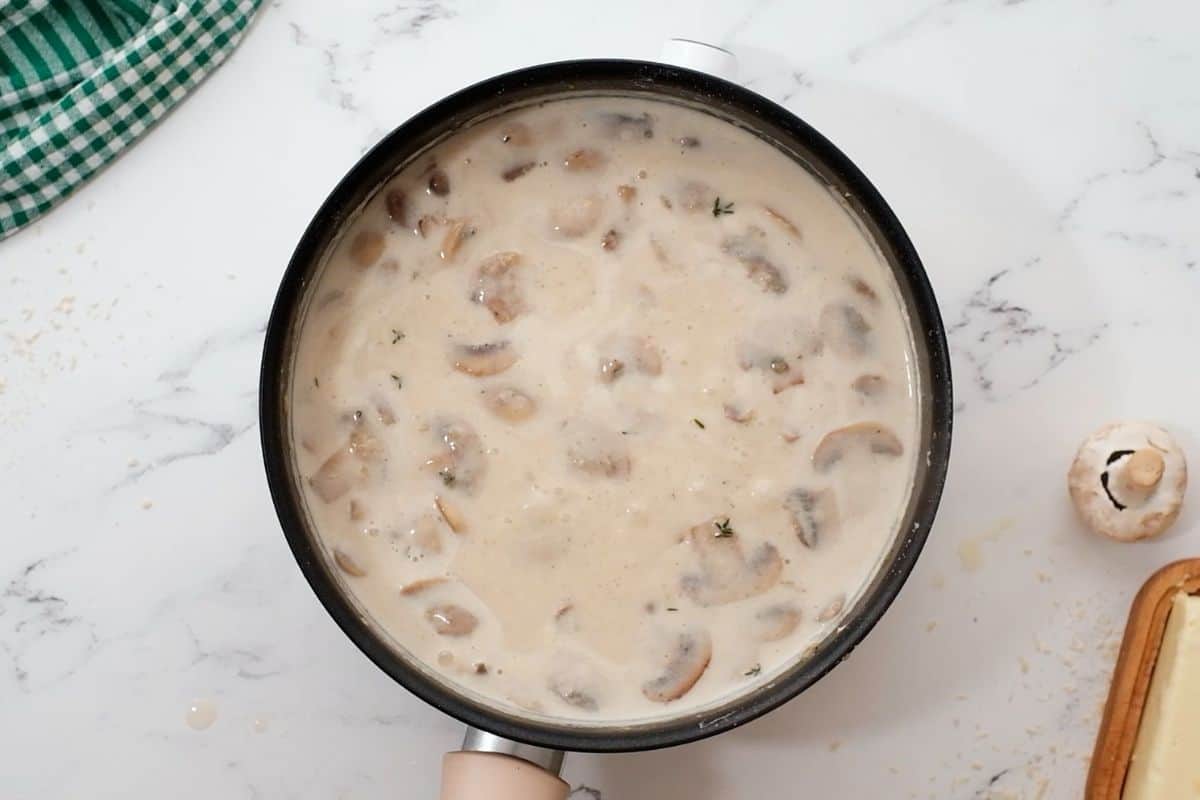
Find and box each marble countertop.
[3,1,1199,797]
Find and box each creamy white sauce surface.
[289,96,920,723]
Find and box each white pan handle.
[658,37,738,82]
[440,727,567,800]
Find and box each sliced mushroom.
[564,148,606,172]
[401,513,443,559]
[847,276,878,303]
[427,169,450,196]
[549,680,598,711]
[616,184,637,203]
[753,604,802,642]
[310,448,368,503]
[427,418,486,491]
[723,404,756,424]
[550,194,603,238]
[384,189,407,225]
[452,341,518,376]
[310,428,384,503]
[425,604,477,636]
[440,218,473,261]
[482,385,537,422]
[399,576,448,596]
[349,230,384,268]
[348,498,365,521]
[785,487,838,548]
[332,547,367,577]
[471,251,524,323]
[676,180,714,213]
[680,519,783,606]
[852,374,887,398]
[772,371,805,394]
[597,111,654,140]
[762,206,802,240]
[812,422,904,473]
[502,161,538,182]
[598,358,625,384]
[634,337,663,375]
[721,227,788,294]
[817,594,846,622]
[642,629,712,703]
[434,494,468,533]
[600,229,620,251]
[819,303,872,357]
[416,213,445,238]
[564,420,631,478]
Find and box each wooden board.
[1086,559,1200,799]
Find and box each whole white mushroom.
[1068,422,1187,541]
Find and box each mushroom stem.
[1122,448,1165,493]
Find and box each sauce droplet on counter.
[185,699,217,731]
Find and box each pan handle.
[658,37,738,82]
[440,727,568,800]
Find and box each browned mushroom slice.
[434,495,468,533]
[771,371,805,394]
[349,230,384,268]
[332,547,367,577]
[852,374,887,398]
[600,229,620,251]
[499,121,533,146]
[440,219,473,261]
[616,184,637,203]
[471,251,524,323]
[425,604,477,636]
[785,488,838,548]
[385,189,407,225]
[762,206,802,240]
[550,194,603,238]
[563,148,607,171]
[598,358,625,384]
[753,604,802,642]
[427,169,450,196]
[819,303,872,357]
[847,276,879,303]
[721,227,788,294]
[416,213,445,238]
[634,337,663,375]
[452,341,517,376]
[502,161,538,182]
[482,385,536,422]
[817,594,846,622]
[681,519,783,606]
[564,421,631,478]
[597,111,654,140]
[812,422,903,473]
[428,418,487,491]
[723,404,756,424]
[399,576,448,596]
[642,629,712,703]
[348,499,365,521]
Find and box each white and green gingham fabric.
[0,0,261,239]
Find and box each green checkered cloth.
[0,0,261,239]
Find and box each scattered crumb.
[253,717,268,733]
[1019,656,1030,674]
[141,499,153,510]
[54,295,76,314]
[1037,571,1052,583]
[128,458,139,467]
[957,539,983,572]
[925,621,937,632]
[828,739,842,751]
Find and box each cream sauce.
[289,96,920,723]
